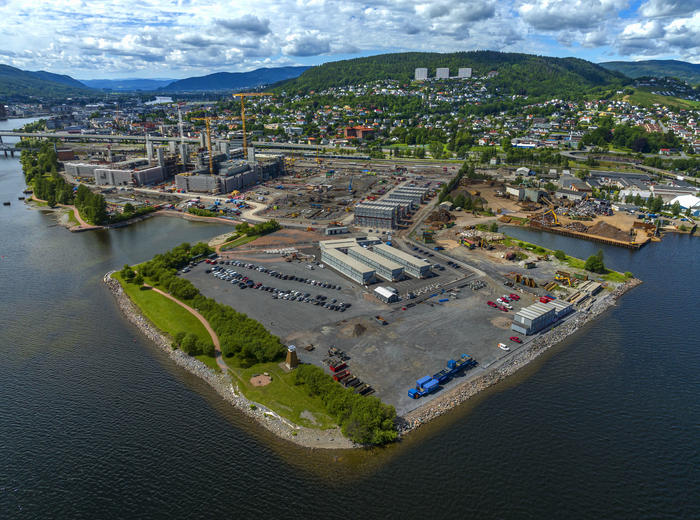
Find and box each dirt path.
[146,285,228,373]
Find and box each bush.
[624,271,633,278]
[553,250,567,261]
[489,222,499,232]
[180,332,201,356]
[584,250,606,274]
[199,339,215,357]
[174,331,186,346]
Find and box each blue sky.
[0,0,697,79]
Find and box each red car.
[509,293,520,300]
[509,336,522,343]
[487,301,497,308]
[499,305,508,312]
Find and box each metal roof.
[374,286,397,299]
[349,246,403,271]
[373,243,431,268]
[322,248,375,274]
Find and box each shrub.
[584,250,606,274]
[553,250,567,261]
[624,271,633,278]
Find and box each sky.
[0,0,697,79]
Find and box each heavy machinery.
[555,270,574,286]
[233,92,273,158]
[191,116,216,174]
[514,273,537,287]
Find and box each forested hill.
[0,64,93,100]
[276,51,628,98]
[599,60,700,85]
[160,66,310,92]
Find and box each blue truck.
[409,355,477,398]
[408,376,440,399]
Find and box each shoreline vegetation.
[110,241,397,447]
[105,240,642,450]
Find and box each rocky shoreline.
[105,269,640,450]
[398,278,642,434]
[103,273,353,450]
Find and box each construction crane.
[233,92,273,158]
[191,116,216,175]
[543,208,560,225]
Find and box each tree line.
[128,242,286,366]
[581,119,681,153]
[293,364,398,445]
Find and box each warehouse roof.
[349,246,403,271]
[374,286,397,299]
[515,302,555,321]
[373,243,431,268]
[322,248,375,274]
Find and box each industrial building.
[372,243,432,278]
[347,246,404,281]
[320,247,376,285]
[511,300,573,335]
[374,286,399,303]
[354,203,398,229]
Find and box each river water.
[1,119,698,519]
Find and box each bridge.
[0,130,357,153]
[0,135,20,157]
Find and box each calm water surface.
[1,119,698,519]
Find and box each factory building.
[511,300,573,335]
[94,165,164,186]
[347,246,404,281]
[320,236,382,251]
[320,247,376,285]
[354,203,397,229]
[372,243,432,278]
[175,154,284,194]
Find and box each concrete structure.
[436,68,449,79]
[651,185,699,203]
[374,286,399,303]
[94,164,164,186]
[347,246,404,281]
[415,68,428,81]
[458,67,472,79]
[372,243,431,278]
[284,345,299,370]
[344,126,374,139]
[320,247,376,285]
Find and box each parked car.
[509,336,522,343]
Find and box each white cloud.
[639,0,700,18]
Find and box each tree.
[553,250,566,261]
[133,273,144,286]
[584,250,605,274]
[123,202,135,214]
[671,201,681,216]
[489,222,499,232]
[180,333,200,356]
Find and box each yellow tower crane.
[191,116,216,175]
[233,92,273,158]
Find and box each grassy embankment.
[620,90,700,110]
[113,271,334,428]
[501,234,630,284]
[220,233,260,250]
[113,272,220,371]
[65,209,79,226]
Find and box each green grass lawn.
[220,234,260,250]
[227,361,336,429]
[113,272,219,369]
[623,89,700,110]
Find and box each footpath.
[144,284,228,373]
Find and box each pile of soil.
[427,208,453,223]
[586,221,631,242]
[566,221,588,233]
[351,323,366,337]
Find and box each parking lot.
[183,250,544,415]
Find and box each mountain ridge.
[599,60,700,85]
[160,66,310,92]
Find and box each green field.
[65,208,79,226]
[228,361,336,429]
[113,272,213,346]
[621,90,700,110]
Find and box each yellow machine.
[233,92,273,157]
[555,270,574,286]
[543,208,560,225]
[191,116,216,174]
